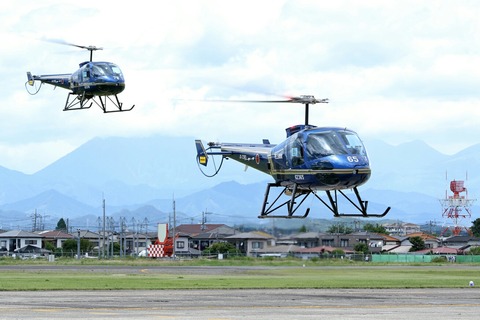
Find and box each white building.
[0,230,44,252]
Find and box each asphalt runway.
[0,288,479,319]
[0,265,479,319]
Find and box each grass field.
[0,257,479,291]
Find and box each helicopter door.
[287,133,305,168]
[71,71,79,87]
[290,144,304,167]
[271,140,288,170]
[78,66,88,83]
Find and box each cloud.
[1,0,480,174]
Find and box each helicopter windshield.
[91,62,124,78]
[305,130,366,160]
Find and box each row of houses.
[1,223,478,258]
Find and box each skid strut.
[64,93,134,113]
[259,183,310,219]
[259,183,391,219]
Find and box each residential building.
[293,246,355,259]
[225,231,275,257]
[175,224,238,252]
[254,244,301,258]
[37,230,74,249]
[287,231,385,253]
[75,230,103,250]
[0,230,44,253]
[172,232,198,256]
[404,232,440,249]
[384,222,420,236]
[384,232,439,253]
[291,232,322,248]
[124,232,152,255]
[441,235,480,251]
[380,234,402,252]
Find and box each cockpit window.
[289,135,304,167]
[91,65,105,77]
[91,63,124,78]
[306,131,366,160]
[306,133,335,158]
[108,64,123,76]
[342,132,366,156]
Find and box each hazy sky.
[1,0,480,174]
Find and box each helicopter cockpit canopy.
[73,62,124,82]
[271,128,367,169]
[89,62,124,80]
[305,130,366,161]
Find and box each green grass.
[0,257,479,290]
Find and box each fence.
[372,254,480,263]
[372,254,434,263]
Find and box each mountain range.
[0,134,479,231]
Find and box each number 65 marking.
[347,156,359,162]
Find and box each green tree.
[363,223,387,234]
[56,218,67,231]
[354,242,369,254]
[468,246,480,255]
[112,242,121,255]
[408,236,425,252]
[62,238,94,253]
[471,218,480,237]
[330,249,345,256]
[298,225,308,233]
[327,224,353,234]
[44,241,55,252]
[202,242,238,255]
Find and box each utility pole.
[31,209,42,232]
[97,217,102,258]
[173,195,176,259]
[426,220,437,235]
[108,217,115,258]
[119,217,124,257]
[102,196,106,259]
[77,229,81,259]
[201,209,212,231]
[131,217,137,256]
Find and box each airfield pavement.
[0,266,479,319]
[0,288,479,319]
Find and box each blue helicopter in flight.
[195,95,390,219]
[25,41,134,113]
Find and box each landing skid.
[258,182,391,219]
[259,183,311,219]
[64,92,135,113]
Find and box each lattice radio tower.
[439,178,476,236]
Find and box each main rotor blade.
[42,38,103,51]
[217,99,293,103]
[204,96,328,105]
[69,44,103,51]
